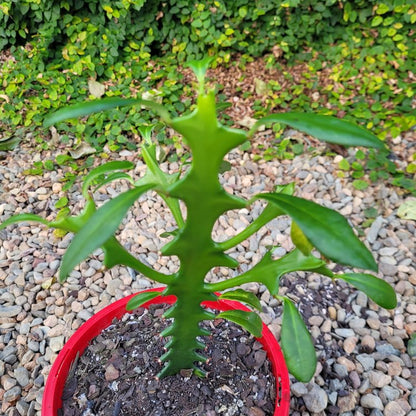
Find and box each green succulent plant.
[0,58,397,382]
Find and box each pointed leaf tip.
[126,291,161,310]
[253,113,385,149]
[337,273,397,309]
[217,310,263,338]
[186,56,214,85]
[260,193,378,271]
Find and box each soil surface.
[60,304,276,416]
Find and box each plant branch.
[103,237,174,285]
[217,203,283,251]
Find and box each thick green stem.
[156,90,248,376]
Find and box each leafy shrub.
[0,0,414,194]
[2,1,415,66]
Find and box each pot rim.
[42,287,290,415]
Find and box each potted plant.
[1,58,397,414]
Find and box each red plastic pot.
[43,288,290,415]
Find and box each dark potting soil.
[60,304,276,416]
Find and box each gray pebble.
[0,304,22,317]
[106,278,122,296]
[366,216,384,243]
[334,328,355,338]
[28,339,40,352]
[333,363,348,378]
[4,385,22,402]
[361,393,384,410]
[328,391,338,406]
[303,384,328,413]
[77,309,93,321]
[349,317,366,329]
[356,354,375,371]
[379,261,398,276]
[34,374,44,388]
[28,400,37,416]
[49,335,65,352]
[381,385,401,402]
[14,366,30,387]
[410,394,416,409]
[376,343,400,356]
[31,317,43,327]
[16,400,30,416]
[394,375,413,390]
[291,382,308,397]
[329,378,345,391]
[4,353,18,365]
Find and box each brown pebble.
[104,363,119,381]
[249,407,265,416]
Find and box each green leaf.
[252,113,385,149]
[352,179,369,190]
[281,297,316,382]
[291,221,313,255]
[217,310,263,338]
[219,160,232,174]
[43,98,136,127]
[55,197,68,209]
[238,6,248,18]
[337,273,397,309]
[126,291,161,311]
[0,214,50,230]
[59,184,154,281]
[0,135,21,150]
[92,172,135,193]
[219,289,262,311]
[82,160,134,197]
[372,16,383,26]
[160,229,179,238]
[43,97,171,128]
[274,182,295,195]
[260,193,378,271]
[338,159,350,170]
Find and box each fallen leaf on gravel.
[41,277,55,290]
[397,199,416,220]
[70,142,96,159]
[237,116,265,131]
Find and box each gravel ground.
[0,130,415,416]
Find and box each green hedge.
[1,0,414,70]
[0,0,414,153]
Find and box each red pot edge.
[42,288,290,415]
